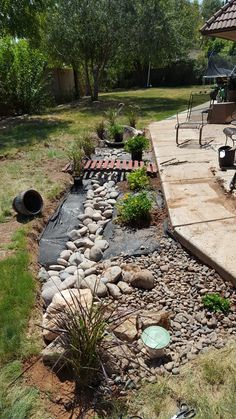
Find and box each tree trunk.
[73,66,80,99]
[84,62,92,97]
[92,67,99,101]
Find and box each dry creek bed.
[38,147,236,391]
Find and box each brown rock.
[138,310,171,330]
[122,264,155,289]
[113,315,137,342]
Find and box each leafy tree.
[0,37,49,114]
[45,0,126,101]
[201,0,223,21]
[0,0,48,41]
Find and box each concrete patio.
[149,105,236,285]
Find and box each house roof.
[201,0,236,41]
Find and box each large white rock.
[101,266,122,284]
[42,288,93,341]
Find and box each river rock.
[81,274,108,297]
[85,207,94,217]
[94,239,109,251]
[66,241,77,251]
[122,265,154,289]
[87,223,99,234]
[59,275,77,291]
[78,226,88,236]
[41,335,65,364]
[69,252,84,266]
[57,258,69,267]
[84,267,97,277]
[107,283,122,299]
[38,267,49,282]
[60,250,72,261]
[90,246,103,262]
[64,265,78,274]
[42,277,62,306]
[92,212,102,221]
[117,281,133,294]
[101,266,122,284]
[68,229,80,241]
[79,259,97,270]
[74,238,94,248]
[42,288,93,341]
[103,209,113,219]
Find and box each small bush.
[95,120,106,140]
[80,132,96,158]
[108,123,123,142]
[202,293,230,313]
[116,192,153,226]
[104,108,117,125]
[127,167,150,191]
[0,37,49,114]
[126,104,140,128]
[67,141,85,176]
[124,135,149,153]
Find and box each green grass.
[0,229,36,363]
[0,361,51,419]
[0,86,209,222]
[127,344,236,419]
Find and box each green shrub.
[79,132,96,158]
[108,123,123,142]
[95,120,106,140]
[124,135,149,154]
[67,141,85,176]
[127,167,150,191]
[202,293,230,314]
[116,192,153,226]
[0,37,49,114]
[126,104,140,128]
[104,108,117,125]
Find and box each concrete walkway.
[149,104,236,285]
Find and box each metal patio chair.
[175,91,210,147]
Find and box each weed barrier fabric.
[39,186,86,268]
[102,221,160,259]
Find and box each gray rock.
[78,226,88,236]
[42,278,62,306]
[60,250,72,261]
[66,241,77,251]
[38,267,49,282]
[74,238,94,248]
[48,270,60,277]
[59,275,77,291]
[49,265,64,272]
[90,246,103,262]
[109,191,119,199]
[83,248,90,259]
[78,214,89,221]
[83,218,93,226]
[41,335,65,364]
[103,209,113,219]
[85,207,94,217]
[64,265,77,274]
[87,223,99,234]
[81,274,108,297]
[117,281,133,294]
[107,283,121,299]
[68,229,80,240]
[69,252,83,266]
[101,266,122,284]
[94,239,109,251]
[79,259,97,270]
[92,212,102,221]
[57,258,69,267]
[59,271,70,281]
[84,267,97,277]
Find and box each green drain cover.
[141,326,170,349]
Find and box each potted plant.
[124,135,149,161]
[108,123,124,143]
[67,142,85,187]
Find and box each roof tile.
[201,0,236,35]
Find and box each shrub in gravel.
[116,192,153,226]
[202,293,230,314]
[95,120,106,140]
[127,167,150,191]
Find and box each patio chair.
[223,127,236,147]
[175,108,208,147]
